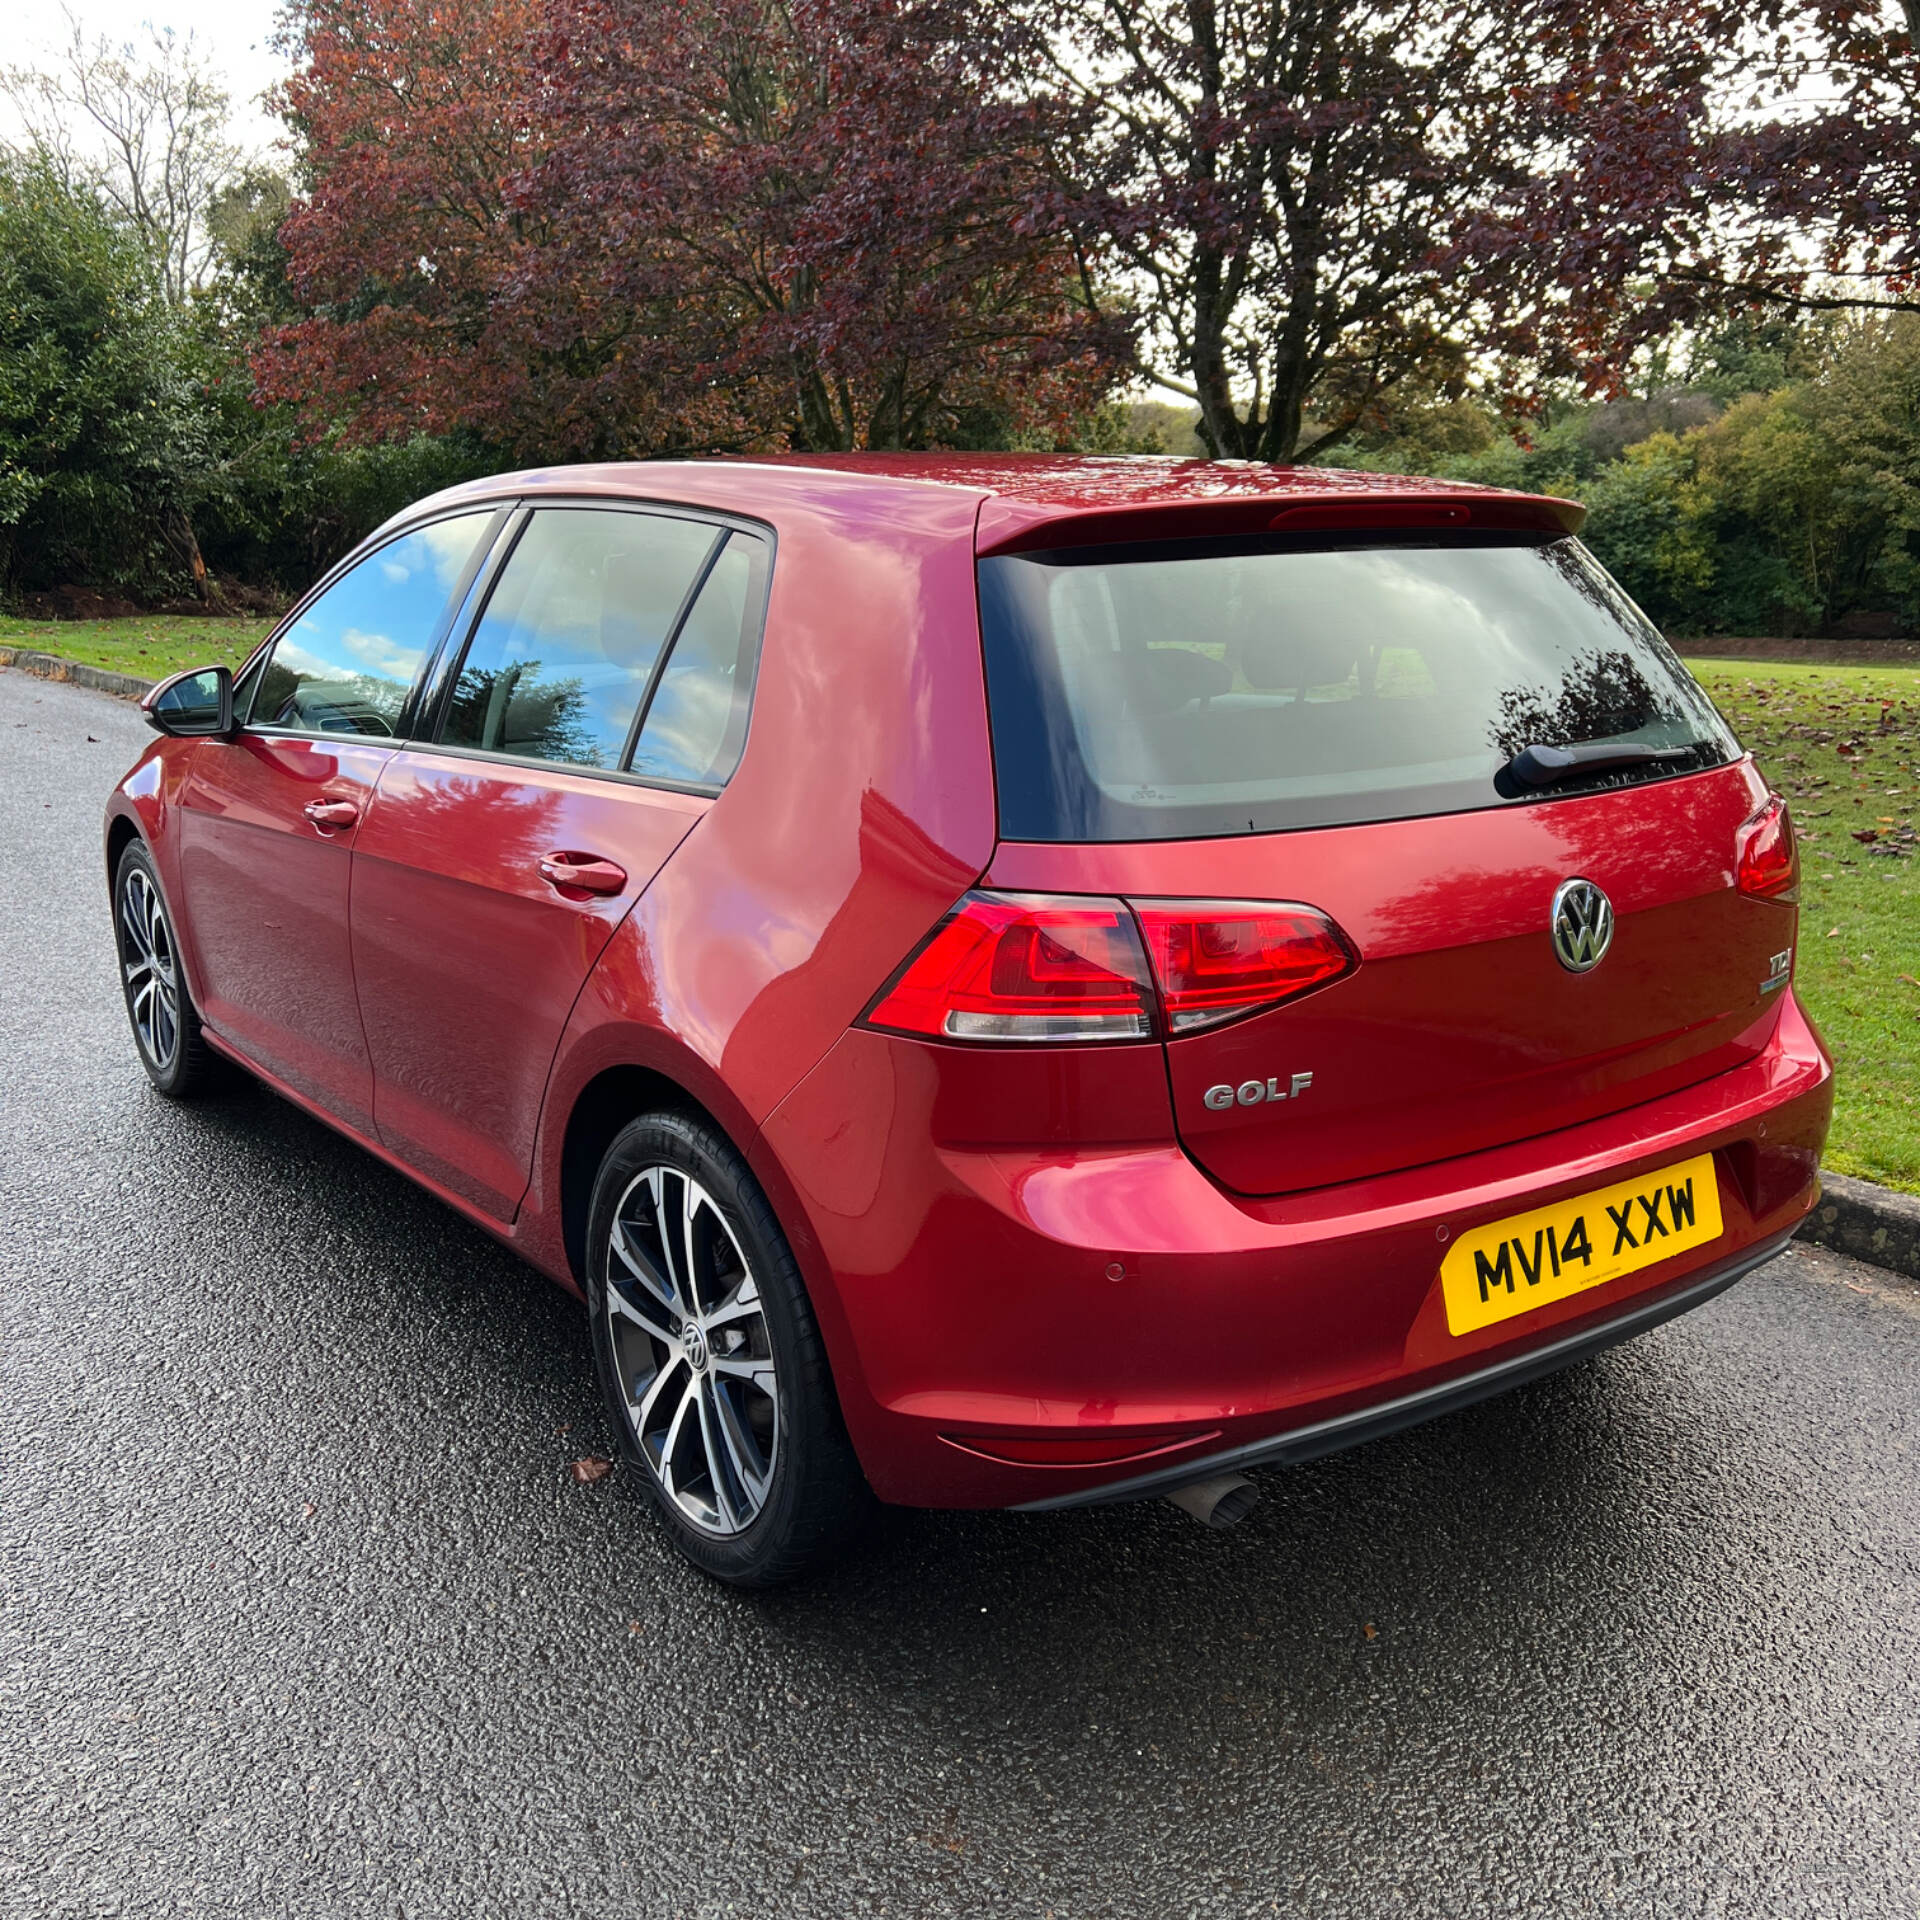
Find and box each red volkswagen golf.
[106,456,1831,1584]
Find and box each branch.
[1668,268,1920,318]
[1132,358,1199,401]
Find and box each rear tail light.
[1133,900,1357,1033]
[1736,794,1799,902]
[864,891,1356,1044]
[864,893,1156,1043]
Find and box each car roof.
[386,452,1585,555]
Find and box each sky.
[2,0,293,154]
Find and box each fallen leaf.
[1363,1622,1378,1640]
[1826,927,1842,938]
[570,1456,615,1485]
[302,1501,316,1518]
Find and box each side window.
[439,509,721,770]
[630,534,764,786]
[251,513,493,736]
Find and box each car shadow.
[148,1070,1784,1810]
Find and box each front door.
[175,511,498,1130]
[350,504,768,1219]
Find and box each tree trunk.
[789,356,852,450]
[1191,249,1252,458]
[1258,346,1316,464]
[166,507,216,604]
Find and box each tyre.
[585,1110,871,1586]
[112,841,219,1099]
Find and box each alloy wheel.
[119,866,182,1074]
[603,1165,780,1536]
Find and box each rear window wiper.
[1502,740,1696,790]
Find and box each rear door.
[350,503,770,1219]
[175,510,498,1128]
[976,532,1796,1196]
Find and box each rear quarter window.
[630,536,762,786]
[977,534,1739,842]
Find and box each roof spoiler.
[974,489,1586,557]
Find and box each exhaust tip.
[1163,1473,1260,1529]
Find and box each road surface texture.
[3,666,1917,1919]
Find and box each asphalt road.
[3,665,1917,1920]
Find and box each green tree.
[1680,311,1828,405]
[1683,320,1920,635]
[0,154,214,596]
[1577,435,1716,631]
[1311,316,1920,641]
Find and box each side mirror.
[143,665,234,738]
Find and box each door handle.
[303,798,360,829]
[539,851,628,897]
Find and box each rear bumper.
[756,990,1833,1509]
[1015,1230,1793,1510]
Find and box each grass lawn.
[1684,659,1919,1195]
[2,616,1912,1189]
[0,613,274,682]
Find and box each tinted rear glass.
[630,537,761,786]
[977,535,1739,841]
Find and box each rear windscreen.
[977,535,1739,842]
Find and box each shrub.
[0,157,213,597]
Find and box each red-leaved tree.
[1466,0,1920,386]
[257,0,589,451]
[263,0,1915,462]
[1033,0,1920,457]
[259,0,1123,455]
[523,0,1123,450]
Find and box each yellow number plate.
[1439,1153,1722,1337]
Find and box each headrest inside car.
[1123,647,1234,712]
[1237,632,1359,691]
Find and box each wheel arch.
[103,802,204,1006]
[105,809,143,884]
[546,1045,877,1452]
[557,1063,735,1292]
